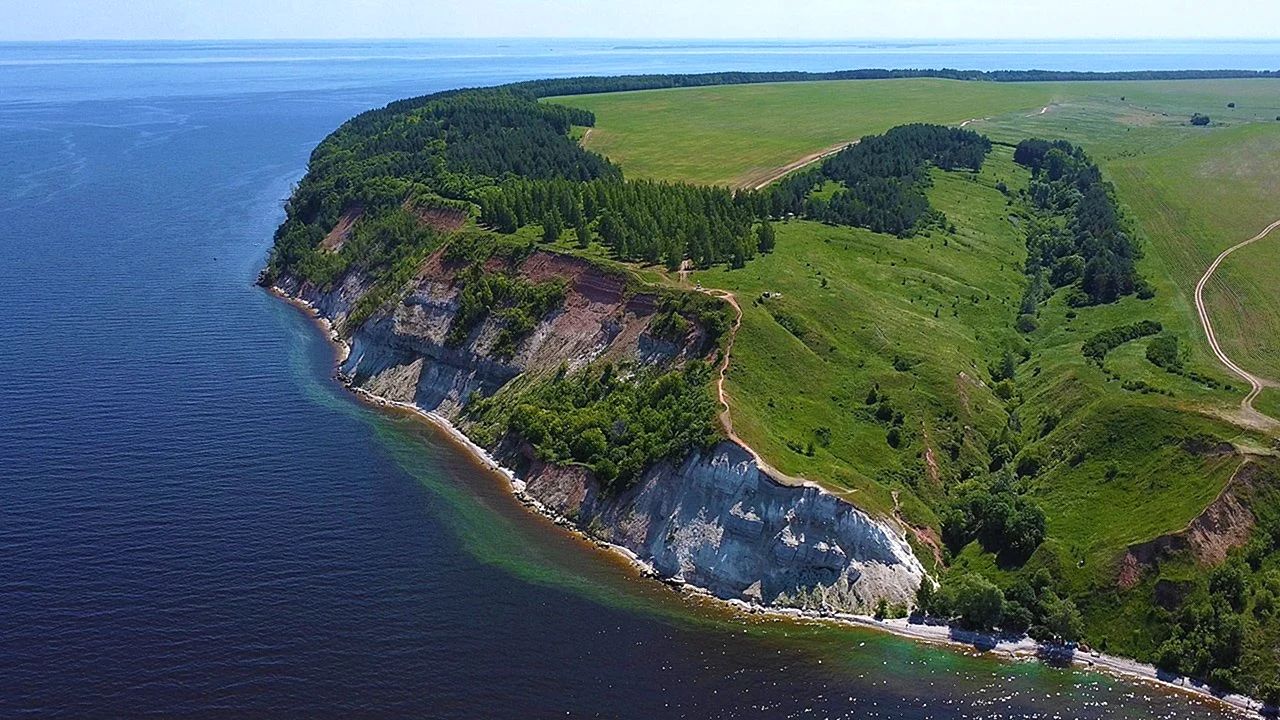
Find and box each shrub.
[1081,320,1162,362]
[1191,113,1211,126]
[887,427,903,448]
[1015,452,1043,478]
[1146,334,1183,372]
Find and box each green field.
[556,79,1056,186]
[557,78,1280,389]
[554,77,1280,684]
[686,148,1250,573]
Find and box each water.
[1,39,1267,718]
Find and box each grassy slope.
[686,148,1249,575]
[554,79,1056,186]
[553,79,1280,677]
[972,82,1280,383]
[559,78,1280,386]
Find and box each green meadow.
[552,78,1280,681]
[557,78,1280,385]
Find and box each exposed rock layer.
[275,248,925,611]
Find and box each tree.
[992,350,1017,382]
[575,221,592,249]
[756,220,777,253]
[1146,334,1182,371]
[950,573,1005,630]
[1040,593,1084,642]
[915,579,938,616]
[541,209,563,243]
[1209,560,1248,612]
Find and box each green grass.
[684,147,1252,568]
[973,84,1280,384]
[551,77,1280,568]
[557,77,1280,386]
[1257,387,1280,421]
[553,79,1059,186]
[547,75,1280,693]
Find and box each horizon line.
[4,36,1280,44]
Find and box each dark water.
[1,40,1266,718]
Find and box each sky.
[2,0,1278,41]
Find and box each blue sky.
[3,0,1277,41]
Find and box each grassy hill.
[557,79,1280,385]
[553,78,1280,695]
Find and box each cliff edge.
[272,243,925,612]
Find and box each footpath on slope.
[694,281,948,563]
[1194,218,1280,431]
[688,281,1270,715]
[697,287,817,489]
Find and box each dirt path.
[700,289,805,485]
[1194,218,1280,431]
[741,140,857,191]
[697,287,843,492]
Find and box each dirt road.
[1194,218,1280,430]
[742,140,857,191]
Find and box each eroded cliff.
[273,245,924,612]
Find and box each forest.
[1013,138,1147,308]
[477,177,769,268]
[764,124,990,236]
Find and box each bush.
[947,574,1005,630]
[1146,334,1183,372]
[1015,452,1043,478]
[1191,113,1211,126]
[1081,320,1162,362]
[887,427,903,448]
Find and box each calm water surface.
[2,40,1268,718]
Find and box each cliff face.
[524,443,923,610]
[275,248,924,612]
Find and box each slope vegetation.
[556,77,1280,699]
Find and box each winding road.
[1194,218,1280,430]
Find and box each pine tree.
[541,209,563,243]
[756,220,777,253]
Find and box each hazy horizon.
[3,0,1278,42]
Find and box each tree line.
[1013,138,1148,309]
[478,177,774,268]
[765,124,990,236]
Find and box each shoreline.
[268,283,1269,718]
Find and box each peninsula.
[263,70,1280,710]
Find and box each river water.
[2,40,1270,718]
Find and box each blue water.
[1,40,1268,718]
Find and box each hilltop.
[263,71,1280,703]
